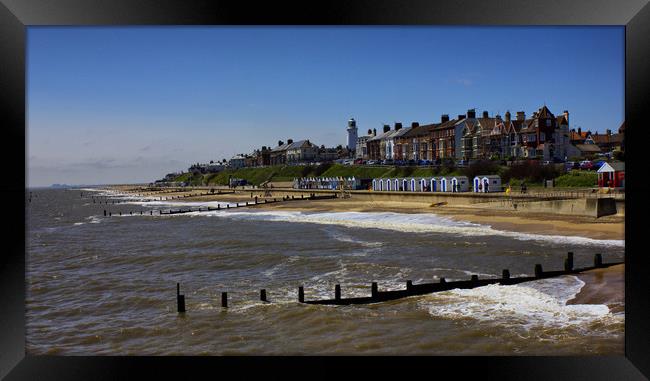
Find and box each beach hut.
[450,176,469,192]
[384,178,392,191]
[401,178,409,191]
[394,178,400,191]
[440,177,449,192]
[597,162,624,188]
[419,178,428,192]
[410,178,417,192]
[474,175,502,192]
[429,177,440,192]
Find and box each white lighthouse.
[346,118,358,154]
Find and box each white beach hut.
[384,178,392,191]
[393,178,400,191]
[474,175,502,192]
[450,176,469,192]
[429,177,440,192]
[440,177,450,192]
[409,178,417,192]
[401,178,409,191]
[418,178,428,192]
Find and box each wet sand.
[568,264,624,313]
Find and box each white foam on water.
[418,275,623,336]
[207,210,624,248]
[73,222,84,226]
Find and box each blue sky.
[27,26,624,186]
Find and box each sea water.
[26,188,624,355]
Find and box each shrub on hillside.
[502,160,563,183]
[553,171,597,187]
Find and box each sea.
[26,187,625,355]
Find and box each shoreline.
[568,264,624,313]
[109,186,625,241]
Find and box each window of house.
[546,119,551,127]
[540,132,545,142]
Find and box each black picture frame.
[2,0,649,379]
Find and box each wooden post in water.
[335,284,341,300]
[298,286,304,303]
[103,210,107,217]
[502,269,510,279]
[255,196,258,204]
[564,252,574,272]
[260,289,267,302]
[406,280,413,291]
[177,283,186,313]
[534,264,543,278]
[150,211,153,215]
[371,282,378,298]
[471,275,479,282]
[221,292,228,308]
[440,277,446,283]
[594,253,603,267]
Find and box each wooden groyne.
[102,193,338,217]
[175,252,622,312]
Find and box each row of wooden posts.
[175,252,620,312]
[101,194,338,217]
[85,191,235,204]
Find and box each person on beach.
[505,184,511,196]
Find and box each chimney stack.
[441,114,449,123]
[278,140,284,146]
[505,111,511,122]
[383,124,390,133]
[606,129,612,136]
[367,129,372,135]
[578,127,582,135]
[458,114,466,120]
[373,128,377,136]
[516,111,525,121]
[482,111,489,118]
[287,139,293,144]
[395,122,402,131]
[467,109,476,119]
[411,122,419,128]
[563,110,569,125]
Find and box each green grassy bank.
[171,162,597,188]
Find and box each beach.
[113,186,625,241]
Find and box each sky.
[27,26,624,187]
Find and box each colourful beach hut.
[597,162,624,188]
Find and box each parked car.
[354,158,364,165]
[592,160,607,170]
[407,160,416,166]
[579,160,594,170]
[457,160,468,167]
[382,159,394,165]
[394,160,406,166]
[366,160,378,165]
